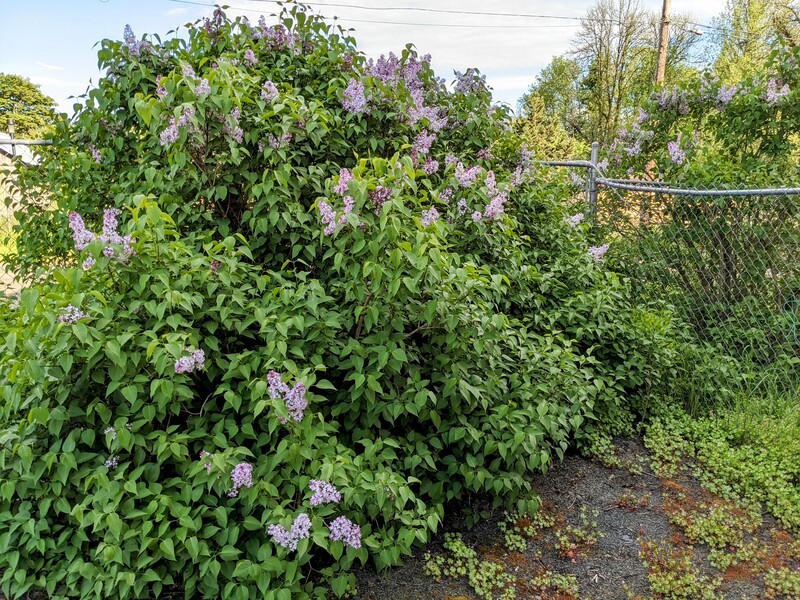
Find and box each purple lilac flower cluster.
[58,305,87,324]
[423,158,439,175]
[309,480,342,505]
[68,209,134,263]
[588,243,610,262]
[420,207,439,227]
[717,84,738,106]
[328,516,362,549]
[268,513,312,551]
[105,455,119,470]
[261,80,279,102]
[243,49,258,66]
[182,64,196,79]
[199,450,214,474]
[454,162,482,188]
[88,143,102,164]
[268,132,293,150]
[267,370,308,422]
[319,169,357,235]
[122,25,150,56]
[254,18,297,50]
[439,188,454,204]
[228,462,254,498]
[407,88,447,130]
[765,78,790,105]
[565,213,585,228]
[667,134,686,165]
[342,78,368,114]
[454,68,487,95]
[369,185,392,215]
[413,130,436,155]
[195,78,211,96]
[653,86,689,115]
[223,107,244,144]
[174,349,205,374]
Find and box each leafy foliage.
[0,7,662,599]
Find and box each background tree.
[0,73,57,138]
[570,0,651,142]
[518,56,585,138]
[513,93,586,159]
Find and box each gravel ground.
[351,438,799,600]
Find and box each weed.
[639,538,723,599]
[498,507,556,552]
[764,567,800,599]
[554,505,603,559]
[617,489,651,511]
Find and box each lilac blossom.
[333,168,353,195]
[472,211,483,222]
[565,213,585,228]
[328,516,361,549]
[243,49,258,66]
[483,193,506,220]
[69,212,96,250]
[454,163,481,188]
[765,78,790,105]
[717,84,738,106]
[407,89,445,130]
[104,426,117,439]
[195,78,211,96]
[423,158,439,175]
[268,132,292,149]
[454,68,486,94]
[636,107,649,124]
[444,153,458,166]
[588,243,610,262]
[318,200,340,236]
[227,462,254,498]
[667,134,685,165]
[477,146,493,160]
[174,349,205,374]
[413,130,436,155]
[181,64,196,79]
[156,84,168,98]
[342,78,368,114]
[309,480,342,506]
[456,199,469,216]
[261,80,279,102]
[210,259,221,273]
[200,450,214,474]
[368,53,400,84]
[420,207,439,227]
[82,257,96,270]
[267,371,309,422]
[88,143,102,164]
[160,117,180,146]
[370,186,392,214]
[223,109,244,144]
[255,20,296,50]
[104,455,119,470]
[122,25,149,56]
[268,513,312,551]
[439,188,454,204]
[58,305,87,324]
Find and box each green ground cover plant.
[0,7,666,599]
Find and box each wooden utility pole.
[655,0,672,85]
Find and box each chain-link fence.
[540,152,800,397]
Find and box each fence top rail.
[0,139,53,146]
[597,177,800,197]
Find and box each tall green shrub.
[0,8,664,599]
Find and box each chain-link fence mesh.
[0,164,21,297]
[595,178,800,394]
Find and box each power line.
[166,0,581,28]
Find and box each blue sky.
[1,0,726,116]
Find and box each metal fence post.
[588,141,599,224]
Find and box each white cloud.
[34,61,64,71]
